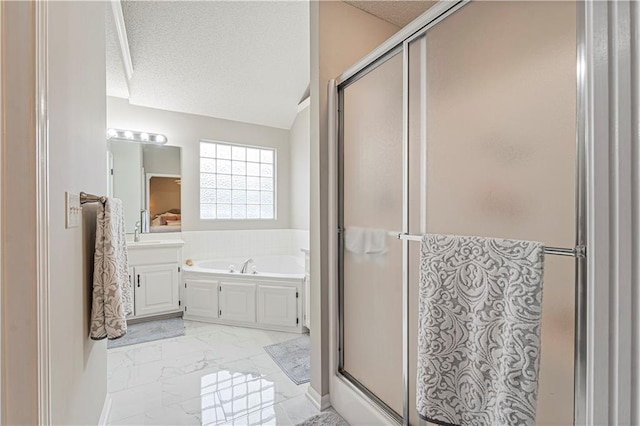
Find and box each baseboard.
[306,385,331,410]
[98,394,112,426]
[127,311,182,324]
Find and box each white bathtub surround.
[106,321,320,425]
[181,229,309,262]
[125,229,309,261]
[188,255,304,278]
[183,255,306,333]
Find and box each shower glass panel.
[340,51,404,417]
[407,2,577,425]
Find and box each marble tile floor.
[107,320,322,425]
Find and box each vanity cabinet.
[183,273,304,333]
[134,264,180,317]
[127,240,183,319]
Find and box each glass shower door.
[339,51,404,418]
[407,2,577,425]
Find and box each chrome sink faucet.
[134,221,141,242]
[240,258,255,274]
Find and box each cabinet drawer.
[128,246,181,266]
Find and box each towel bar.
[80,192,106,205]
[396,233,586,258]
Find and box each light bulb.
[106,128,117,139]
[155,134,167,144]
[124,131,133,139]
[140,132,149,141]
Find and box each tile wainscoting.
[181,229,309,261]
[132,229,309,262]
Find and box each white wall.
[289,105,310,230]
[109,141,142,233]
[48,2,108,424]
[107,97,291,231]
[143,145,181,175]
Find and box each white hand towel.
[344,227,388,256]
[417,234,545,426]
[90,197,132,340]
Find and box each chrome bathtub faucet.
[240,258,255,274]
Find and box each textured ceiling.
[107,1,309,129]
[344,0,436,27]
[106,7,129,99]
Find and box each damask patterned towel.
[417,234,545,426]
[90,198,132,340]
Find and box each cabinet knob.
[137,274,140,287]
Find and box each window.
[200,141,275,220]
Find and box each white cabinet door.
[257,285,298,328]
[219,282,256,323]
[135,264,179,317]
[185,279,219,320]
[127,267,135,317]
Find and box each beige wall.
[289,105,310,231]
[48,2,108,424]
[107,97,291,231]
[309,0,399,397]
[2,2,39,424]
[1,2,108,425]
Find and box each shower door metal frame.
[333,1,588,425]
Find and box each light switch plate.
[65,192,81,228]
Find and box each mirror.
[107,140,182,234]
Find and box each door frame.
[0,1,52,423]
[1,1,51,422]
[35,1,52,423]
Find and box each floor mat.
[295,412,349,426]
[263,334,310,384]
[107,317,185,349]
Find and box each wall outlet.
[65,192,81,228]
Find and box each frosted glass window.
[200,188,216,203]
[247,162,260,176]
[201,158,216,173]
[217,204,231,219]
[247,177,260,190]
[247,148,260,162]
[200,141,276,220]
[247,205,260,219]
[201,174,216,188]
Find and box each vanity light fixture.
[106,128,168,145]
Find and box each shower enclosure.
[334,1,585,425]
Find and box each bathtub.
[183,255,304,279]
[182,254,307,332]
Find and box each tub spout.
[240,258,254,274]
